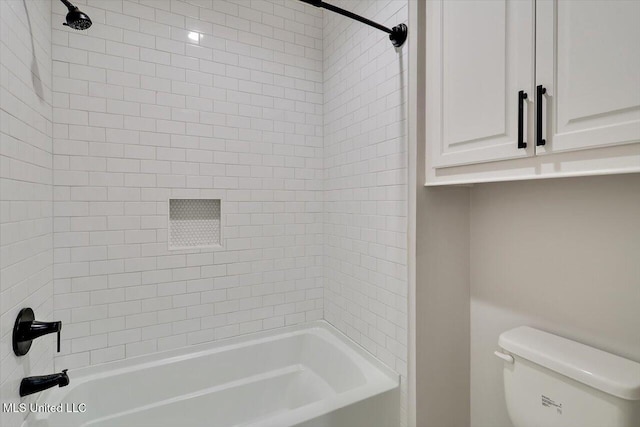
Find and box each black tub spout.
[20,370,69,397]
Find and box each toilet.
[495,326,640,427]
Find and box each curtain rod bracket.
[389,23,408,48]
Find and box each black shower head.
[60,0,92,30]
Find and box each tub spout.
[20,370,69,397]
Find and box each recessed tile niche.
[169,199,221,250]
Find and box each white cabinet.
[427,0,535,168]
[536,0,640,155]
[425,0,640,185]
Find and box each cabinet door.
[427,0,535,168]
[536,0,640,155]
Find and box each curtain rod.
[299,0,407,48]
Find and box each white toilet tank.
[496,327,640,427]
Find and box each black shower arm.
[299,0,407,47]
[60,0,75,10]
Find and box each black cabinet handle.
[518,90,527,149]
[536,85,547,146]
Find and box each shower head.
[60,0,92,30]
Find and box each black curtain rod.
[299,0,407,48]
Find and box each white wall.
[469,174,640,427]
[322,0,408,424]
[408,2,472,425]
[415,187,471,427]
[51,0,325,370]
[0,1,54,426]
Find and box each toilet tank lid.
[499,326,640,400]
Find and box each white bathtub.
[24,321,399,427]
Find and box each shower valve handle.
[13,308,63,356]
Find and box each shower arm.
[59,0,75,10]
[299,0,407,48]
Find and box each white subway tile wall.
[323,0,408,424]
[1,1,409,425]
[51,0,324,370]
[0,1,55,426]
